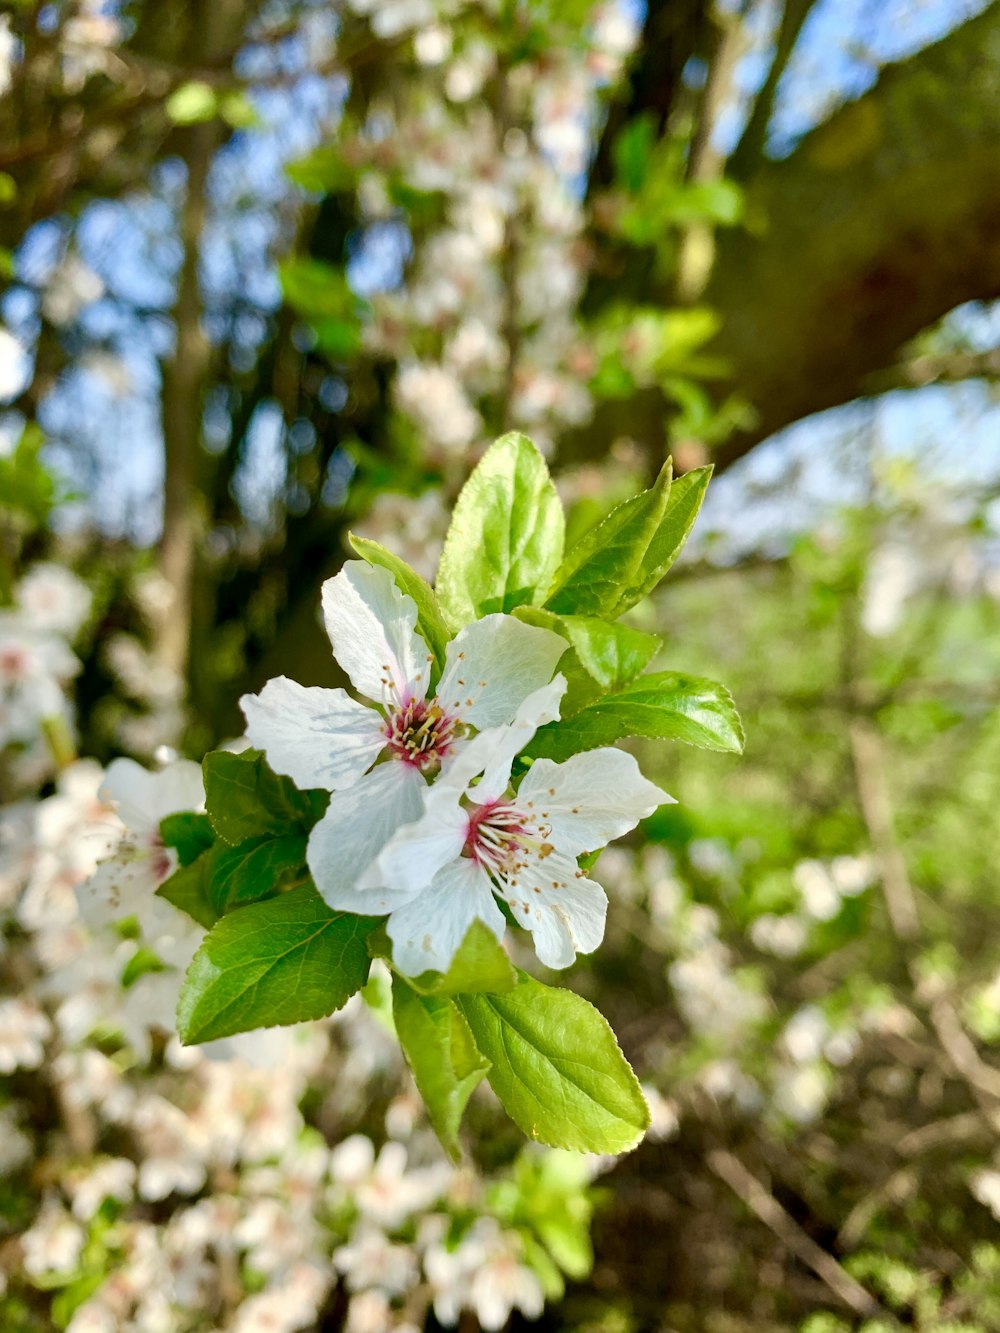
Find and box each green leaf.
[165,81,218,125]
[435,433,565,629]
[157,847,221,930]
[458,971,649,1154]
[120,947,167,989]
[160,812,214,867]
[202,749,326,845]
[529,671,744,762]
[207,834,308,914]
[545,462,672,617]
[545,464,712,619]
[629,466,712,606]
[349,533,451,672]
[553,616,660,691]
[404,920,517,997]
[177,885,376,1044]
[392,979,490,1161]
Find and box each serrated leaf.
[160,812,214,867]
[405,920,517,997]
[177,885,376,1044]
[202,749,326,845]
[207,834,308,914]
[392,978,489,1160]
[157,846,221,930]
[349,533,450,672]
[554,616,661,690]
[628,466,712,607]
[458,971,649,1154]
[436,433,565,629]
[545,462,671,617]
[528,671,744,761]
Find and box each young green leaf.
[207,833,308,914]
[545,462,671,617]
[628,465,712,607]
[157,846,222,930]
[392,978,490,1161]
[458,971,649,1154]
[160,812,214,867]
[177,885,376,1044]
[202,749,326,845]
[546,463,712,619]
[349,533,451,671]
[554,616,661,692]
[528,671,744,762]
[404,920,517,997]
[435,432,565,628]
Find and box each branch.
[707,1149,882,1316]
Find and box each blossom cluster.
[0,753,600,1332]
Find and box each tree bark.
[707,0,1000,469]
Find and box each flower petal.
[387,859,505,977]
[308,762,427,915]
[436,615,566,730]
[322,561,431,705]
[500,849,608,969]
[364,782,468,899]
[100,758,205,833]
[519,747,671,857]
[241,676,385,792]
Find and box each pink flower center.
[463,799,553,877]
[384,697,458,772]
[0,645,29,680]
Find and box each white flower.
[75,758,204,929]
[0,996,51,1073]
[240,561,566,917]
[17,562,92,637]
[365,683,669,974]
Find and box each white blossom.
[366,680,668,973]
[241,561,565,919]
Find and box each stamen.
[383,697,460,772]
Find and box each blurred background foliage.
[3,0,1000,1329]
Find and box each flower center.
[463,799,554,878]
[384,698,458,771]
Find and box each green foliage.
[435,432,565,627]
[279,258,366,357]
[529,671,744,761]
[546,463,711,619]
[392,978,490,1161]
[349,533,451,672]
[202,748,326,845]
[178,885,377,1044]
[402,919,517,997]
[459,971,650,1154]
[159,812,214,866]
[0,424,67,533]
[206,833,308,913]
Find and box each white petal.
[322,561,431,705]
[500,850,608,969]
[387,859,505,976]
[433,675,566,804]
[365,783,468,898]
[241,676,385,792]
[519,747,671,857]
[477,676,565,802]
[99,758,204,833]
[308,762,426,914]
[436,615,566,730]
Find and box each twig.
[707,1149,882,1316]
[848,720,920,941]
